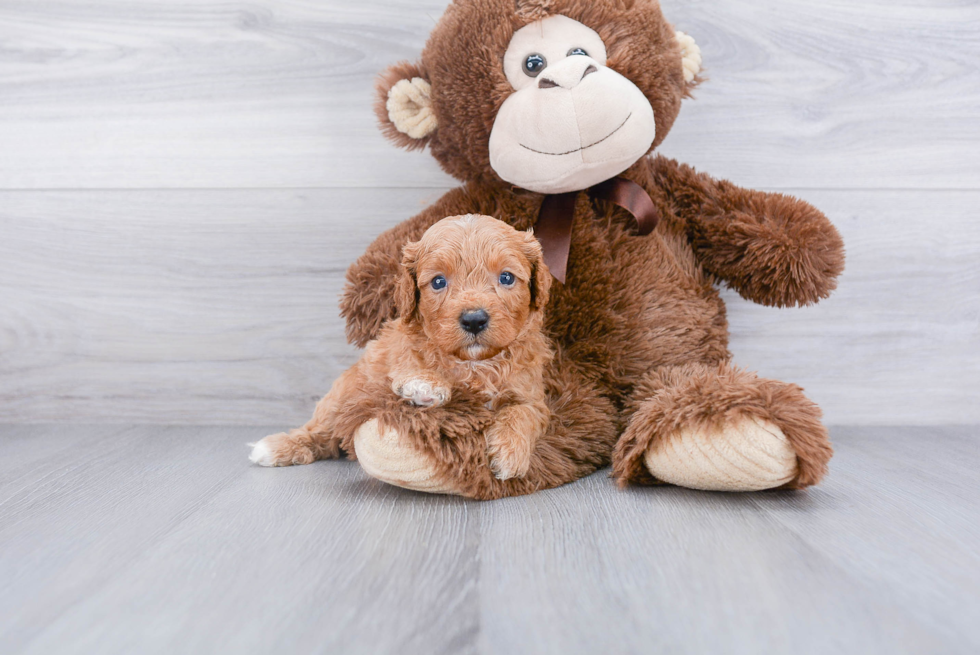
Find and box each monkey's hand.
[651,155,845,308]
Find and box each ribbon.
[534,177,660,283]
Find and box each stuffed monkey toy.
[252,0,845,499]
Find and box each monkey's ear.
[375,61,437,151]
[675,32,703,85]
[394,240,423,325]
[522,230,552,312]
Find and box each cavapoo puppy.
[249,214,553,480]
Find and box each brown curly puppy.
[250,214,552,480]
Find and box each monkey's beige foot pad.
[644,416,798,492]
[353,419,460,495]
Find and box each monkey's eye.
[430,275,447,290]
[499,271,516,286]
[567,47,589,57]
[523,53,547,77]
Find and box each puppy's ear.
[521,230,552,312]
[395,240,422,326]
[375,61,437,151]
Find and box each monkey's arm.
[649,156,845,307]
[341,187,477,347]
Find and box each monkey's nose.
[538,59,598,90]
[459,309,490,335]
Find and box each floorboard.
[0,425,977,654]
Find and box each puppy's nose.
[459,309,490,335]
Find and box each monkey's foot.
[352,419,460,494]
[643,416,798,492]
[613,362,831,490]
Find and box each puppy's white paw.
[394,377,450,408]
[248,438,277,466]
[248,431,319,467]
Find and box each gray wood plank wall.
[1,0,978,425]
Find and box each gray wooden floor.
[1,425,978,654]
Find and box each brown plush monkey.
[252,0,845,499]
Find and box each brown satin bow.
[534,176,660,283]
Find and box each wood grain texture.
[1,188,977,425]
[478,425,980,654]
[1,425,978,654]
[0,0,977,190]
[0,425,479,655]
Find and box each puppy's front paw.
[393,377,450,408]
[486,428,532,481]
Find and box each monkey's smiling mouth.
[519,113,632,156]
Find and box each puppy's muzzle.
[459,309,490,335]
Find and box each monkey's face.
[375,1,700,190]
[489,15,657,194]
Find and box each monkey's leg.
[613,360,832,491]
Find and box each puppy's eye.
[523,53,547,77]
[567,47,589,57]
[499,271,516,286]
[430,275,447,290]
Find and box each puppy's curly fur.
[251,214,553,480]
